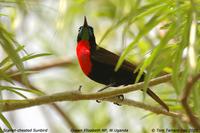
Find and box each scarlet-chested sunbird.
[76,17,169,111]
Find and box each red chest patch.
[76,40,92,75]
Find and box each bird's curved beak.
[81,16,89,40]
[83,16,88,27]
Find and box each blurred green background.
[0,0,200,132]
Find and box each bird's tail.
[146,88,169,111]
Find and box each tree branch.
[3,60,188,123]
[7,59,172,128]
[0,73,184,121]
[13,79,78,129]
[104,97,182,118]
[8,59,78,129]
[181,74,200,128]
[9,58,75,80]
[1,73,172,111]
[0,90,183,119]
[10,58,171,96]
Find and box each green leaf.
[0,45,25,67]
[0,69,13,84]
[2,53,51,72]
[151,45,177,77]
[9,70,36,77]
[0,127,3,133]
[115,2,187,72]
[4,88,27,99]
[115,7,170,72]
[130,3,167,23]
[21,53,52,61]
[141,112,154,120]
[172,11,191,94]
[0,113,13,132]
[0,86,43,96]
[141,23,177,93]
[0,13,8,16]
[0,25,26,84]
[98,1,168,45]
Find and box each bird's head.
[77,17,96,46]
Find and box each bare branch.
[24,59,74,71]
[9,58,74,78]
[51,103,78,129]
[181,74,200,129]
[104,97,182,118]
[0,90,183,120]
[0,73,172,111]
[13,80,78,129]
[8,59,172,128]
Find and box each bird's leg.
[97,84,114,92]
[96,83,115,103]
[96,83,124,106]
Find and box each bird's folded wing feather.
[91,46,137,71]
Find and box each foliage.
[0,0,50,129]
[0,0,200,132]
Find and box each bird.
[76,17,169,111]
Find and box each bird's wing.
[91,46,137,71]
[91,47,169,111]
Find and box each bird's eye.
[88,27,94,35]
[78,27,82,33]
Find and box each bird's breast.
[76,40,92,75]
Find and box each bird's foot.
[96,84,114,103]
[113,95,124,106]
[96,95,124,105]
[96,99,101,103]
[78,85,82,92]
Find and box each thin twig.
[51,103,77,129]
[24,59,74,71]
[9,59,74,76]
[8,59,74,82]
[180,74,200,129]
[104,97,182,118]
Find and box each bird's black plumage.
[89,46,140,86]
[77,17,169,111]
[89,46,169,111]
